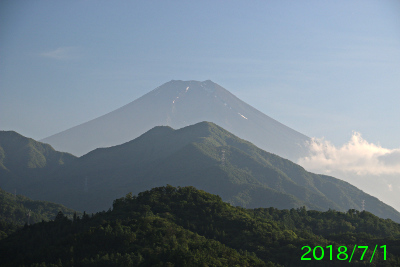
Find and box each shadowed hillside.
[0,131,77,194]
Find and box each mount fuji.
[41,80,310,161]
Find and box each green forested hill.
[0,131,77,194]
[0,187,80,240]
[1,186,399,266]
[23,122,400,223]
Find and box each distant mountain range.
[1,123,399,222]
[41,80,310,161]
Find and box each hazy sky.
[1,0,400,151]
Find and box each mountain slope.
[31,122,400,222]
[41,80,310,161]
[0,131,77,194]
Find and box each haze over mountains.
[41,80,310,162]
[2,80,399,223]
[38,80,400,213]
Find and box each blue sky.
[1,0,400,150]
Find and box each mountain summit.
[41,80,310,160]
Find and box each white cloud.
[298,133,400,212]
[40,47,80,60]
[298,132,400,176]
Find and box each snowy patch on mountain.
[238,113,248,120]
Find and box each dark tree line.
[1,185,399,266]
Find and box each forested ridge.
[1,185,399,266]
[0,187,80,240]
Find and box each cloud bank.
[299,132,400,176]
